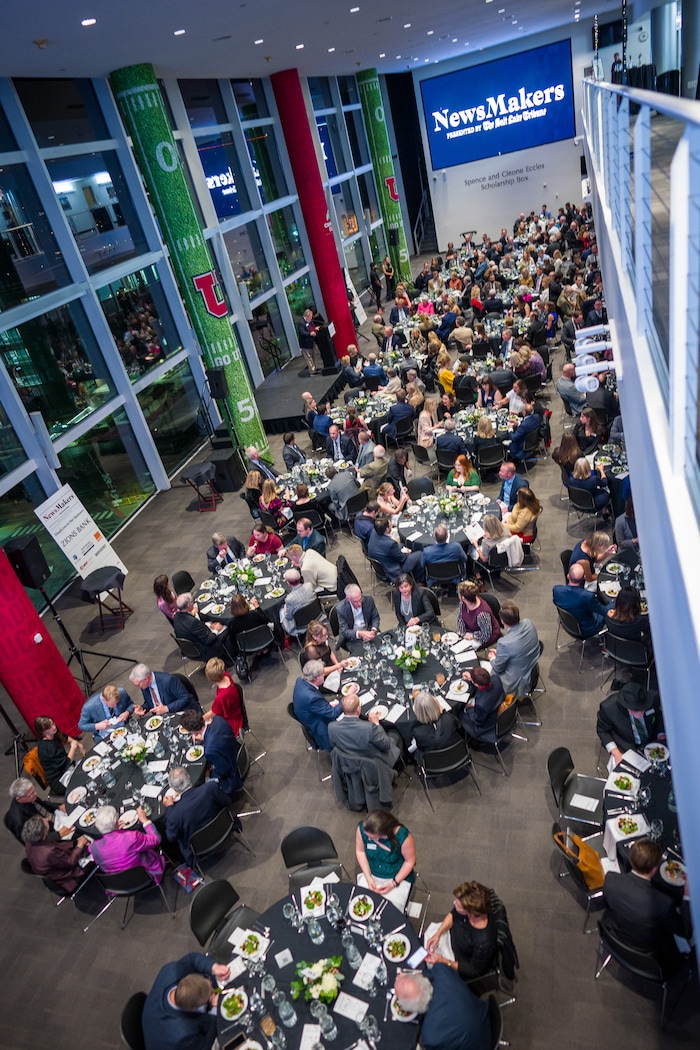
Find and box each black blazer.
[413,711,463,754]
[164,780,232,865]
[392,588,435,626]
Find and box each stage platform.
[254,357,346,434]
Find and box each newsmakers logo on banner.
[35,484,127,579]
[420,38,576,169]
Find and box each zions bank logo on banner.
[421,39,576,169]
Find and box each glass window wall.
[346,110,370,167]
[0,300,116,439]
[332,183,359,240]
[12,78,108,148]
[179,79,229,129]
[223,223,272,302]
[0,164,71,307]
[343,239,368,292]
[267,205,305,277]
[46,151,147,275]
[56,408,155,530]
[317,114,348,178]
[369,225,387,264]
[338,77,359,106]
[285,272,316,319]
[0,475,72,610]
[357,171,380,224]
[0,107,17,150]
[136,361,206,476]
[244,126,288,203]
[249,295,291,377]
[196,131,251,219]
[97,265,182,381]
[0,404,26,480]
[308,78,333,110]
[232,80,269,121]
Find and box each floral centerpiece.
[437,492,464,516]
[394,645,427,673]
[121,737,147,764]
[290,957,344,1004]
[233,564,258,586]
[484,355,497,369]
[461,408,483,427]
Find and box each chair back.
[120,991,147,1050]
[479,591,502,624]
[597,914,665,982]
[172,570,196,594]
[293,596,323,633]
[344,490,369,521]
[410,443,432,467]
[555,607,585,641]
[524,373,542,395]
[369,559,391,586]
[394,415,415,441]
[236,742,252,784]
[568,485,596,513]
[336,555,359,600]
[258,510,281,532]
[287,702,320,752]
[604,633,649,668]
[436,448,456,473]
[281,826,339,869]
[488,549,509,572]
[425,560,462,585]
[365,373,381,392]
[172,672,201,706]
[547,747,575,808]
[420,587,441,617]
[328,603,340,638]
[97,866,157,897]
[190,879,240,947]
[495,702,519,741]
[407,477,435,499]
[551,822,595,897]
[559,549,573,581]
[174,636,205,661]
[288,862,343,895]
[237,624,274,655]
[422,738,471,777]
[189,808,237,862]
[477,444,505,472]
[292,508,323,530]
[522,428,540,454]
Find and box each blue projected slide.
[420,39,576,169]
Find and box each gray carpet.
[0,329,697,1050]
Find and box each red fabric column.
[271,69,356,358]
[0,549,85,737]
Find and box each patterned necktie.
[630,712,648,746]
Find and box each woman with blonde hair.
[418,397,438,449]
[437,349,455,395]
[569,457,610,513]
[259,478,292,529]
[300,620,347,678]
[505,487,542,540]
[569,530,616,582]
[377,480,409,522]
[243,469,263,516]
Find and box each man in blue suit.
[507,403,541,461]
[497,461,528,510]
[422,524,468,583]
[435,419,469,458]
[141,951,230,1050]
[129,664,201,716]
[292,660,342,750]
[162,766,235,866]
[180,711,241,796]
[552,563,612,637]
[368,516,424,582]
[78,684,133,741]
[326,424,357,463]
[372,389,415,443]
[362,353,388,386]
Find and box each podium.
[315,324,339,369]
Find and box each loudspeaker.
[209,448,246,492]
[388,228,399,246]
[211,422,234,451]
[4,535,51,589]
[206,367,228,400]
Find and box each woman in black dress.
[34,716,84,795]
[426,880,498,982]
[410,691,462,756]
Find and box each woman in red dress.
[204,657,244,738]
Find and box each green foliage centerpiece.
[290,957,344,1003]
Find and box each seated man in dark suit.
[244,444,280,481]
[353,502,379,546]
[78,683,133,741]
[336,584,380,653]
[129,664,202,716]
[371,389,415,444]
[206,531,245,573]
[596,682,665,768]
[328,692,400,767]
[552,563,612,638]
[385,448,410,497]
[162,766,236,866]
[362,352,388,386]
[296,516,326,557]
[507,402,541,461]
[460,667,505,740]
[282,432,307,471]
[422,524,468,583]
[173,593,234,666]
[435,419,469,458]
[497,461,527,510]
[292,660,342,750]
[141,952,231,1050]
[368,516,424,582]
[394,967,490,1050]
[379,327,402,356]
[326,424,357,463]
[180,710,242,797]
[604,838,691,976]
[6,778,66,843]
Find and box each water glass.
[326,891,341,910]
[341,930,362,970]
[262,974,277,995]
[638,785,651,808]
[358,1015,380,1043]
[249,989,265,1015]
[309,1001,328,1021]
[307,918,325,945]
[153,739,165,759]
[273,991,298,1028]
[375,958,388,985]
[319,1014,338,1041]
[650,818,664,841]
[270,1028,287,1049]
[326,903,341,928]
[282,902,298,925]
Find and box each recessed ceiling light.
[328,47,336,52]
[396,54,401,59]
[255,38,264,44]
[379,52,386,58]
[403,23,411,28]
[174,29,186,35]
[427,30,434,35]
[81,18,96,26]
[296,43,304,49]
[498,8,505,12]
[424,58,430,63]
[351,5,360,10]
[512,19,518,23]
[452,37,458,42]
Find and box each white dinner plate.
[643,743,669,763]
[119,809,139,829]
[368,704,389,721]
[441,632,459,646]
[220,988,248,1022]
[67,785,87,805]
[349,894,374,921]
[186,745,205,762]
[390,994,417,1022]
[660,859,686,886]
[82,756,101,773]
[344,657,362,671]
[144,716,163,731]
[79,808,97,829]
[383,932,411,963]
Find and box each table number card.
[333,991,369,1022]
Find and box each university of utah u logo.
[192,271,228,317]
[385,176,400,202]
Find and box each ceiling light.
[328,47,336,52]
[81,18,96,26]
[498,7,505,11]
[174,29,186,35]
[424,58,430,63]
[94,171,112,185]
[452,37,458,42]
[396,54,401,59]
[255,38,264,44]
[350,5,360,10]
[379,52,386,58]
[427,30,434,35]
[403,23,411,28]
[296,43,304,49]
[52,180,74,193]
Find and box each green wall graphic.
[356,69,411,284]
[110,63,269,457]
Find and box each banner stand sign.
[35,484,127,580]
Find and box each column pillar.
[109,64,270,458]
[0,549,85,737]
[270,68,355,358]
[356,69,411,284]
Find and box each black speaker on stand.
[3,536,135,697]
[206,368,229,400]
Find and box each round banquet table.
[597,549,648,613]
[63,713,205,835]
[217,883,421,1049]
[396,494,501,552]
[196,555,292,623]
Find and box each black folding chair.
[84,866,174,932]
[189,879,260,962]
[189,808,254,879]
[554,607,606,673]
[172,635,206,678]
[418,738,481,809]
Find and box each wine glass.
[650,818,664,841]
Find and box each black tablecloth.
[397,496,501,552]
[197,555,291,623]
[80,565,126,602]
[218,883,421,1048]
[181,460,217,486]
